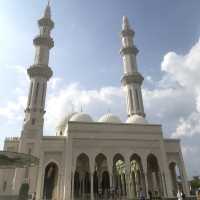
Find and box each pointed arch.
[169,161,182,196]
[147,154,163,197]
[43,162,59,200]
[129,154,146,198]
[94,153,110,198]
[74,153,90,199]
[113,153,126,197]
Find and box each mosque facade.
[0,3,189,200]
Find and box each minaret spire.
[122,16,131,30]
[120,16,146,120]
[44,0,51,18]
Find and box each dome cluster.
[56,111,148,135]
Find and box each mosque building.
[0,3,189,200]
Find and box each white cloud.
[0,95,26,120]
[161,39,200,90]
[160,39,200,138]
[45,83,124,133]
[49,77,62,90]
[172,112,200,138]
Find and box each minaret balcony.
[33,36,54,48]
[121,72,144,85]
[120,46,139,56]
[38,18,54,29]
[27,65,53,80]
[121,29,134,37]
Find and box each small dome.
[98,113,122,123]
[126,115,147,124]
[70,112,93,122]
[56,112,77,136]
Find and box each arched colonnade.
[72,153,164,200]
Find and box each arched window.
[34,82,39,104]
[31,118,36,125]
[28,82,33,106]
[135,89,140,111]
[41,83,45,106]
[3,181,7,192]
[128,89,134,113]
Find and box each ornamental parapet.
[33,36,54,48]
[5,137,20,141]
[121,29,134,37]
[38,18,54,29]
[121,72,144,85]
[120,46,139,56]
[27,65,53,80]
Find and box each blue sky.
[1,0,200,177]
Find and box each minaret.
[120,16,146,119]
[22,2,54,137]
[13,3,54,195]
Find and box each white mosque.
[0,3,189,200]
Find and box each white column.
[72,171,74,200]
[178,150,190,196]
[141,155,149,198]
[107,155,113,191]
[162,171,168,197]
[35,152,44,200]
[159,141,173,197]
[90,171,94,200]
[109,173,113,191]
[144,172,149,198]
[125,161,131,199]
[90,155,95,200]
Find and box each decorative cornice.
[27,65,53,80]
[120,46,139,56]
[121,72,144,85]
[25,107,46,114]
[38,18,54,29]
[129,112,146,118]
[67,121,162,135]
[121,29,134,37]
[33,36,54,49]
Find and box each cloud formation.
[45,83,124,132]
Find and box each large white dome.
[126,115,147,124]
[70,112,93,122]
[98,113,122,123]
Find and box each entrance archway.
[147,154,163,197]
[169,162,182,196]
[74,153,90,199]
[43,162,58,200]
[94,153,110,199]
